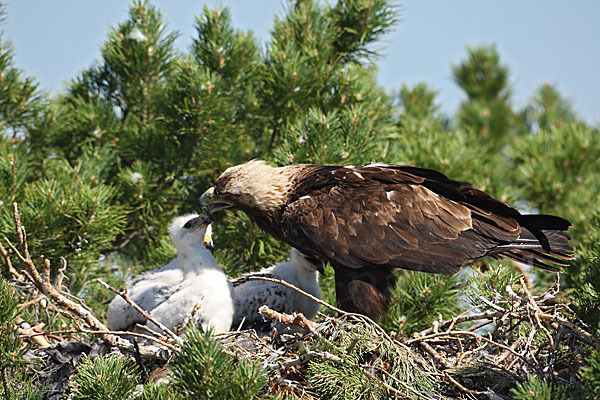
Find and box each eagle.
[107,214,234,334]
[199,160,573,321]
[231,248,322,332]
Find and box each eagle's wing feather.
[283,165,520,274]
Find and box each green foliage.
[213,211,290,277]
[328,0,399,60]
[68,353,139,400]
[273,105,387,166]
[0,278,45,400]
[454,45,519,149]
[0,278,20,358]
[381,271,462,334]
[0,0,597,397]
[0,374,45,400]
[465,266,520,309]
[510,374,567,400]
[0,27,45,137]
[523,83,578,132]
[569,211,600,327]
[138,381,174,400]
[580,347,600,399]
[68,0,177,124]
[0,145,127,297]
[395,82,443,125]
[262,0,396,153]
[170,326,267,400]
[307,320,433,399]
[509,122,600,239]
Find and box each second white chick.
[232,248,322,331]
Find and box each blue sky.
[3,1,599,123]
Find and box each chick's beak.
[189,214,214,232]
[199,187,233,213]
[203,223,214,254]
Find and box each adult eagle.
[199,160,572,320]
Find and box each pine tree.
[523,83,577,132]
[453,45,519,150]
[0,0,598,398]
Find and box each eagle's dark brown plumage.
[200,160,573,320]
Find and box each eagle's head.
[169,213,214,252]
[200,160,298,214]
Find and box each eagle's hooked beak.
[199,187,233,213]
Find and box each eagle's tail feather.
[489,220,574,270]
[517,214,572,231]
[493,251,561,272]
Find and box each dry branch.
[258,305,321,333]
[97,278,180,342]
[267,350,342,369]
[246,275,346,315]
[4,202,173,359]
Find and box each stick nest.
[2,202,597,399]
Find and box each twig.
[135,323,168,340]
[512,262,533,290]
[419,341,452,370]
[362,368,411,399]
[173,303,202,336]
[373,365,438,400]
[443,372,486,396]
[411,329,536,369]
[1,367,10,400]
[97,278,180,342]
[520,277,555,348]
[14,316,51,347]
[54,257,67,292]
[131,338,149,381]
[113,230,139,251]
[0,240,19,278]
[417,310,502,337]
[246,275,346,315]
[267,350,342,369]
[5,202,166,357]
[446,305,481,332]
[258,305,321,333]
[18,328,177,353]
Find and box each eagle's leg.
[333,265,395,321]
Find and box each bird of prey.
[231,248,322,331]
[107,214,233,333]
[199,160,573,321]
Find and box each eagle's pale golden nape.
[200,160,573,321]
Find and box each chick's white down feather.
[107,214,233,333]
[232,248,321,331]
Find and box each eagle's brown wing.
[281,164,562,274]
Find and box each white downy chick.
[231,248,321,331]
[107,213,224,330]
[144,215,233,334]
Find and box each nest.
[2,202,598,399]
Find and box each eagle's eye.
[183,221,194,229]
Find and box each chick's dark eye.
[183,221,193,229]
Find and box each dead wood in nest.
[2,201,598,399]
